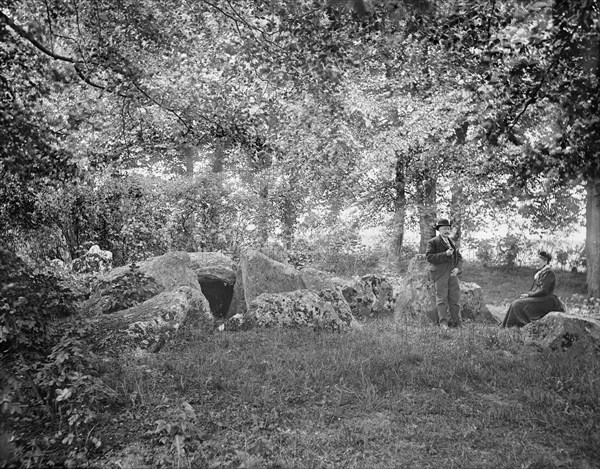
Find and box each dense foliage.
[1,0,596,262]
[0,248,115,465]
[0,250,77,353]
[2,1,599,466]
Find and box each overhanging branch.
[1,9,239,143]
[1,9,116,94]
[1,10,76,63]
[506,4,593,132]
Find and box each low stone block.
[220,288,356,332]
[522,312,600,351]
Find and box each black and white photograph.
[1,1,599,467]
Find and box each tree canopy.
[1,0,598,294]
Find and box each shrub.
[555,250,569,269]
[497,234,521,267]
[6,323,118,466]
[76,174,172,264]
[0,249,78,353]
[476,240,494,267]
[1,251,118,466]
[294,228,383,277]
[288,240,312,268]
[164,177,235,253]
[27,172,240,266]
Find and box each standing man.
[425,218,463,330]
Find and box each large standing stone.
[104,286,212,329]
[94,286,213,351]
[83,252,201,316]
[257,243,289,264]
[300,267,351,291]
[188,252,237,285]
[226,248,305,317]
[459,281,498,323]
[103,251,201,292]
[220,288,356,332]
[345,275,395,321]
[227,265,247,319]
[394,254,496,324]
[394,255,437,323]
[188,252,236,318]
[300,268,395,321]
[522,312,600,351]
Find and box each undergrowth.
[1,256,598,468]
[0,254,156,468]
[52,322,600,468]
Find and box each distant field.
[460,261,588,305]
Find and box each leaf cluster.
[0,251,117,465]
[4,323,118,466]
[145,401,204,465]
[0,250,78,354]
[0,21,77,231]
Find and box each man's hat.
[435,218,452,230]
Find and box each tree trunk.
[280,190,297,251]
[417,175,437,252]
[182,144,196,177]
[586,172,600,297]
[393,153,406,257]
[212,139,224,173]
[182,145,197,249]
[256,179,270,245]
[59,217,79,260]
[450,183,464,245]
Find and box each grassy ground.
[89,322,599,469]
[4,262,599,468]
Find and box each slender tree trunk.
[59,216,78,260]
[178,145,199,250]
[212,139,224,173]
[450,183,464,245]
[256,179,270,245]
[586,172,600,297]
[417,175,437,252]
[182,144,196,177]
[393,153,407,257]
[329,195,343,222]
[281,205,295,251]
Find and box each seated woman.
[501,250,566,328]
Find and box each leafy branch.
[1,10,76,64]
[1,9,214,139]
[504,3,597,133]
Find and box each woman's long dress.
[501,266,565,328]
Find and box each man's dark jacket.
[425,235,463,281]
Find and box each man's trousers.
[431,271,461,326]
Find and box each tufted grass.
[5,261,597,468]
[93,315,600,469]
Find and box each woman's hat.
[538,250,552,262]
[435,218,452,230]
